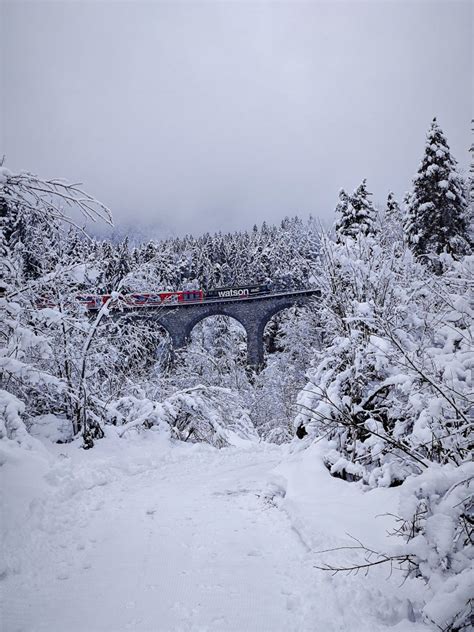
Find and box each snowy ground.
[1,431,431,632]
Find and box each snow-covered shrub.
[295,225,472,629]
[296,236,472,484]
[397,462,473,631]
[1,166,111,446]
[109,386,258,448]
[0,389,30,444]
[106,395,171,435]
[296,235,425,485]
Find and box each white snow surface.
[1,433,431,632]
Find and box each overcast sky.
[1,0,472,238]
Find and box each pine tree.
[335,180,376,242]
[114,237,132,289]
[385,191,402,223]
[334,189,349,243]
[404,118,470,260]
[383,191,404,244]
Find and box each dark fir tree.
[335,180,376,242]
[404,118,470,260]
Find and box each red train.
[76,290,204,310]
[34,284,269,311]
[75,284,269,310]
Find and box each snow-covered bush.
[1,166,112,446]
[296,234,421,484]
[296,235,472,484]
[397,462,473,631]
[295,221,472,629]
[0,389,30,444]
[108,386,258,448]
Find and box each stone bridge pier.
[114,290,320,369]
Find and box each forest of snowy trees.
[1,118,473,630]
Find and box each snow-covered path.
[1,435,428,632]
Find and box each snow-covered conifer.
[335,180,376,242]
[385,191,402,224]
[382,191,404,246]
[404,118,471,261]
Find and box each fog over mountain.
[1,0,472,236]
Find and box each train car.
[77,293,129,309]
[76,294,104,309]
[75,291,204,310]
[126,290,204,307]
[127,293,163,307]
[157,290,204,304]
[76,286,288,310]
[205,284,269,300]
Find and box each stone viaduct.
[112,289,320,368]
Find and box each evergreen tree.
[98,241,116,292]
[383,191,404,245]
[114,237,132,289]
[143,241,158,263]
[385,191,401,223]
[335,180,376,242]
[404,118,470,260]
[334,189,349,243]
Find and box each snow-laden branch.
[1,167,113,226]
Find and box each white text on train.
[217,289,250,297]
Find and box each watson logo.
[217,288,250,298]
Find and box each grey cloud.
[1,0,472,237]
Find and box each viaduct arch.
[112,290,320,368]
